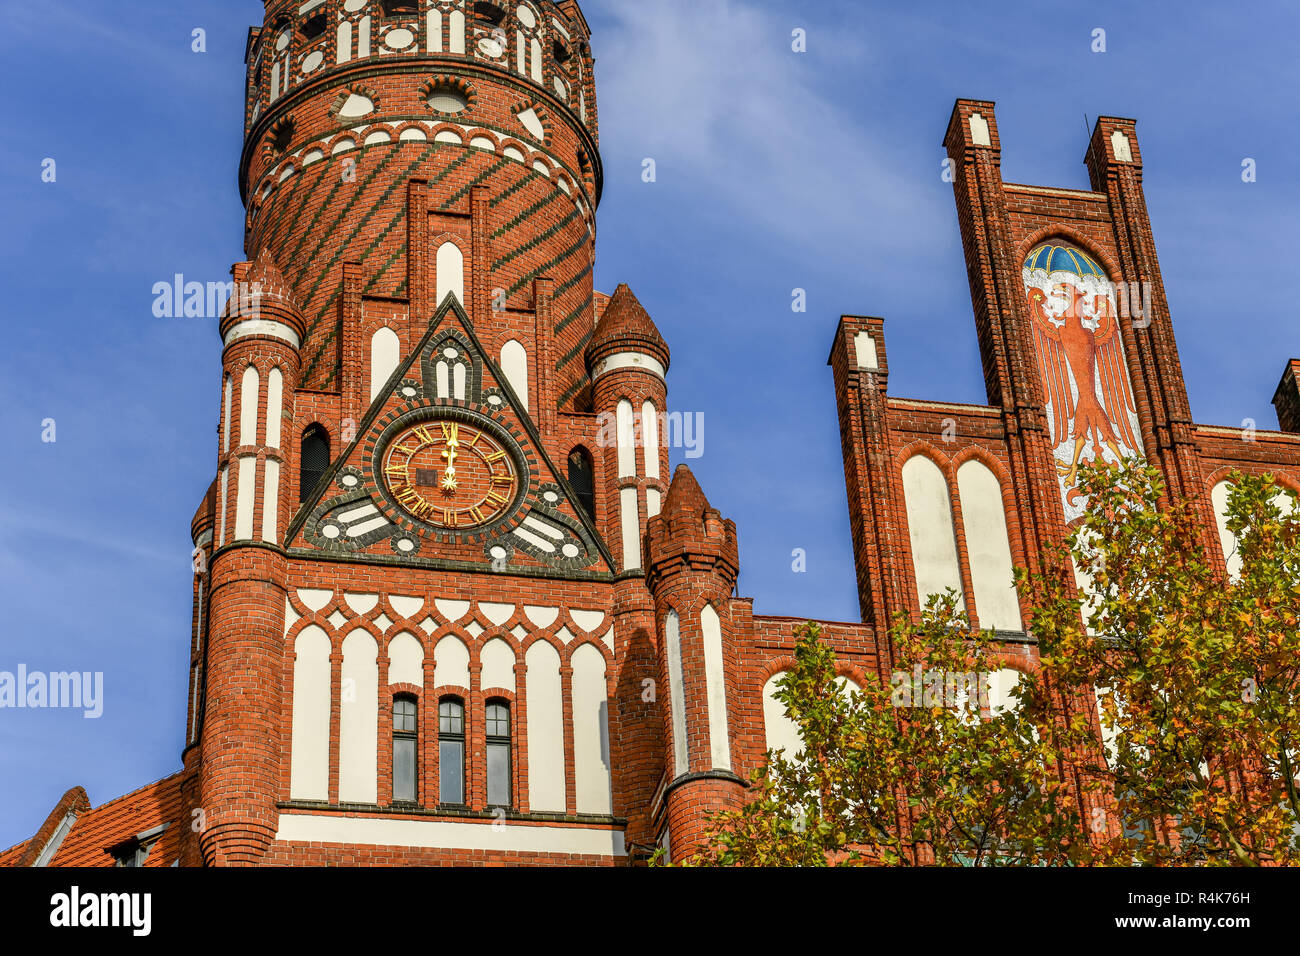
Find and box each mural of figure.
[1023,244,1144,518]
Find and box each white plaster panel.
[762,672,802,760]
[298,588,333,612]
[436,598,471,622]
[239,366,260,446]
[234,456,257,540]
[275,814,625,856]
[345,593,379,616]
[370,326,401,402]
[571,644,612,814]
[387,632,424,687]
[289,626,331,800]
[389,595,424,619]
[524,605,559,629]
[434,635,470,688]
[339,630,378,804]
[481,638,516,693]
[435,241,464,305]
[901,455,964,612]
[701,604,731,771]
[665,610,688,777]
[956,460,1022,631]
[480,602,515,626]
[570,609,605,633]
[525,641,565,811]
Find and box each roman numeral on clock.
[394,486,422,508]
[412,425,436,446]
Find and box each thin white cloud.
[594,0,945,248]
[0,509,183,568]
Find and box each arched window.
[392,696,418,803]
[300,426,330,502]
[567,447,596,521]
[486,699,512,808]
[299,12,327,42]
[438,697,465,805]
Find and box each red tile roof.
[0,840,29,867]
[51,773,185,867]
[585,283,670,371]
[0,774,187,868]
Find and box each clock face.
[381,419,520,530]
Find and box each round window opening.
[428,86,469,114]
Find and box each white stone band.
[592,351,665,381]
[223,319,301,350]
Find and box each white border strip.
[275,813,627,857]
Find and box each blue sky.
[0,0,1295,847]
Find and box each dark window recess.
[300,426,330,502]
[393,697,418,803]
[300,13,327,41]
[108,826,166,868]
[553,39,572,63]
[473,1,506,27]
[486,700,511,808]
[382,0,420,16]
[415,468,439,488]
[567,448,596,521]
[270,121,295,154]
[439,698,465,805]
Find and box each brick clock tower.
[8,10,1299,872]
[178,0,695,866]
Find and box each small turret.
[643,465,744,859]
[586,282,670,381]
[585,284,670,572]
[197,247,302,865]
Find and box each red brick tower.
[178,0,671,867]
[240,0,600,440]
[644,466,745,857]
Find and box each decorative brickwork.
[7,10,1299,869]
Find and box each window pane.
[439,740,464,804]
[394,737,416,802]
[300,429,330,502]
[486,702,509,737]
[394,699,417,733]
[567,449,596,521]
[487,741,511,807]
[439,700,463,735]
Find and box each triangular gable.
[286,294,615,578]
